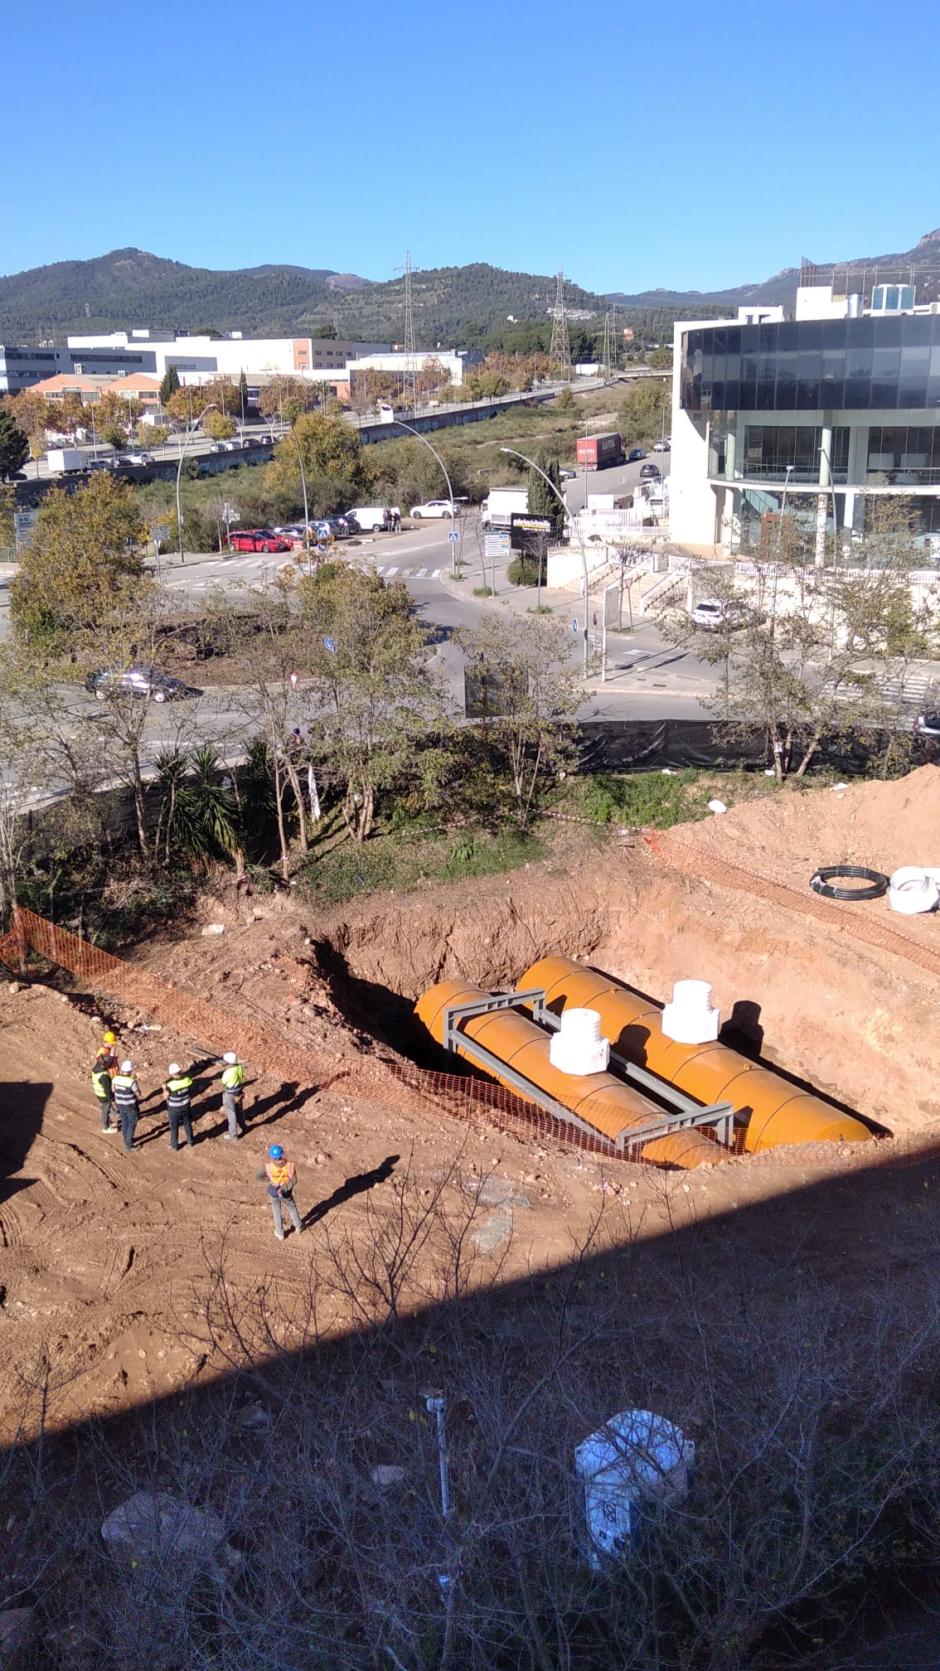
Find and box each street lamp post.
[391,418,458,573]
[499,445,591,676]
[175,403,218,565]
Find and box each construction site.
[1,765,940,1668]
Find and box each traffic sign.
[448,530,460,543]
[323,635,336,653]
[571,618,579,634]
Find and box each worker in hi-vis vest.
[165,1063,195,1151]
[262,1144,303,1240]
[111,1061,142,1153]
[220,1052,246,1140]
[91,1051,116,1133]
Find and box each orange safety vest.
[265,1158,296,1193]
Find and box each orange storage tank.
[414,981,726,1168]
[520,958,871,1153]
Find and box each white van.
[347,506,391,533]
[481,487,528,530]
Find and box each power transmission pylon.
[601,311,614,382]
[549,269,571,380]
[403,250,418,416]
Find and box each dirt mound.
[659,765,940,934]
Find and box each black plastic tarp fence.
[575,720,935,775]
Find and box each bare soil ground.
[1,766,938,1441]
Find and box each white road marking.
[384,567,399,577]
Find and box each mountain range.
[1,228,938,344]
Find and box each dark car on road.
[84,668,203,703]
[228,529,290,553]
[627,447,647,462]
[639,462,661,480]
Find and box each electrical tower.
[601,311,614,381]
[402,250,418,415]
[549,269,571,380]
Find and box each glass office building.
[670,301,940,555]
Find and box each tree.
[618,379,671,446]
[459,614,579,826]
[154,744,239,867]
[137,420,168,447]
[10,474,149,648]
[93,388,141,448]
[554,386,574,410]
[238,368,249,420]
[265,410,375,518]
[0,407,28,481]
[4,391,56,459]
[159,364,181,406]
[165,378,240,427]
[682,504,938,779]
[349,369,399,417]
[230,588,310,875]
[203,409,237,441]
[526,450,564,536]
[298,567,444,842]
[258,376,319,425]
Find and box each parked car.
[915,708,940,737]
[84,668,203,704]
[315,516,353,540]
[410,499,456,519]
[689,598,757,631]
[627,447,647,463]
[85,459,112,472]
[228,529,290,553]
[639,463,661,480]
[652,439,671,453]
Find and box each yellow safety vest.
[221,1063,245,1090]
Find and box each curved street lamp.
[391,418,458,572]
[499,445,590,676]
[175,403,218,565]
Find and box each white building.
[669,283,940,555]
[346,349,481,387]
[66,330,390,388]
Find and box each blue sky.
[2,0,936,294]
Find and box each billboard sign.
[510,512,554,553]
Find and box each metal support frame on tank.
[442,991,736,1155]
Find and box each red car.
[228,529,290,553]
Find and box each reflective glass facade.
[681,315,940,413]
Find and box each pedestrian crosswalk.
[373,565,444,580]
[832,667,936,710]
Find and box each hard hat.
[268,1144,284,1160]
[103,1031,116,1044]
[223,1052,238,1064]
[168,1062,181,1076]
[120,1060,133,1074]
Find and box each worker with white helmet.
[220,1051,246,1140]
[110,1061,142,1153]
[165,1063,195,1151]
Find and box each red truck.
[576,432,626,470]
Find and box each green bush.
[507,554,544,587]
[579,769,704,828]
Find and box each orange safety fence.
[644,833,940,983]
[4,907,629,1164]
